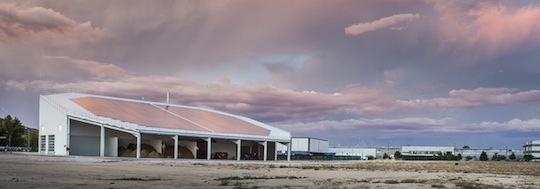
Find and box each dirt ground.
[1,153,539,189]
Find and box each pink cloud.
[429,1,540,60]
[42,56,129,79]
[277,117,540,133]
[467,5,540,57]
[345,13,420,35]
[0,3,105,45]
[275,117,454,133]
[398,88,540,109]
[3,73,396,122]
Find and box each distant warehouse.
[277,137,329,155]
[401,145,457,160]
[328,147,377,160]
[39,93,292,161]
[524,140,540,161]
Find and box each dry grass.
[2,153,540,189]
[306,161,540,176]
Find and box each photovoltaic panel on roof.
[163,106,269,135]
[72,97,208,131]
[71,97,270,136]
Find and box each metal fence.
[0,146,32,152]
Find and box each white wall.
[276,138,329,153]
[309,138,329,153]
[524,140,540,159]
[401,146,455,156]
[105,137,118,157]
[329,147,377,159]
[291,138,309,152]
[39,96,69,155]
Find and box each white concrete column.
[287,142,292,161]
[236,139,241,161]
[174,135,178,160]
[100,125,105,157]
[263,141,268,161]
[274,142,278,161]
[136,133,141,158]
[207,137,212,160]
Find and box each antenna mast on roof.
[166,90,170,111]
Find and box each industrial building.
[401,146,454,156]
[276,137,329,155]
[524,140,540,160]
[39,93,292,161]
[456,148,522,161]
[328,147,377,160]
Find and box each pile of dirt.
[162,145,195,159]
[118,143,161,158]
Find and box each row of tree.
[0,115,38,150]
[385,151,523,161]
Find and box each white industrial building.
[328,147,377,160]
[401,146,454,156]
[524,140,540,160]
[39,93,292,161]
[456,149,522,160]
[276,137,329,155]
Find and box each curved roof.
[42,93,290,141]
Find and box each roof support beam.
[274,142,278,161]
[234,139,241,161]
[257,141,268,161]
[136,133,141,158]
[263,141,268,161]
[287,142,292,161]
[100,125,105,157]
[174,135,178,160]
[207,137,212,160]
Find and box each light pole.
[27,128,30,148]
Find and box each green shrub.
[431,184,446,188]
[384,180,399,184]
[401,178,417,183]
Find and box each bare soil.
[1,152,539,189]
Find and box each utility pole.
[505,146,508,160]
[27,128,30,147]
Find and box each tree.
[462,145,471,149]
[479,151,488,161]
[394,151,402,160]
[524,154,534,161]
[457,154,462,160]
[0,115,26,147]
[509,152,516,161]
[383,153,390,159]
[491,152,499,161]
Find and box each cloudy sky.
[1,0,540,149]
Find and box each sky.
[1,0,540,149]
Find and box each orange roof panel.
[164,106,270,135]
[71,97,208,131]
[71,96,270,136]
